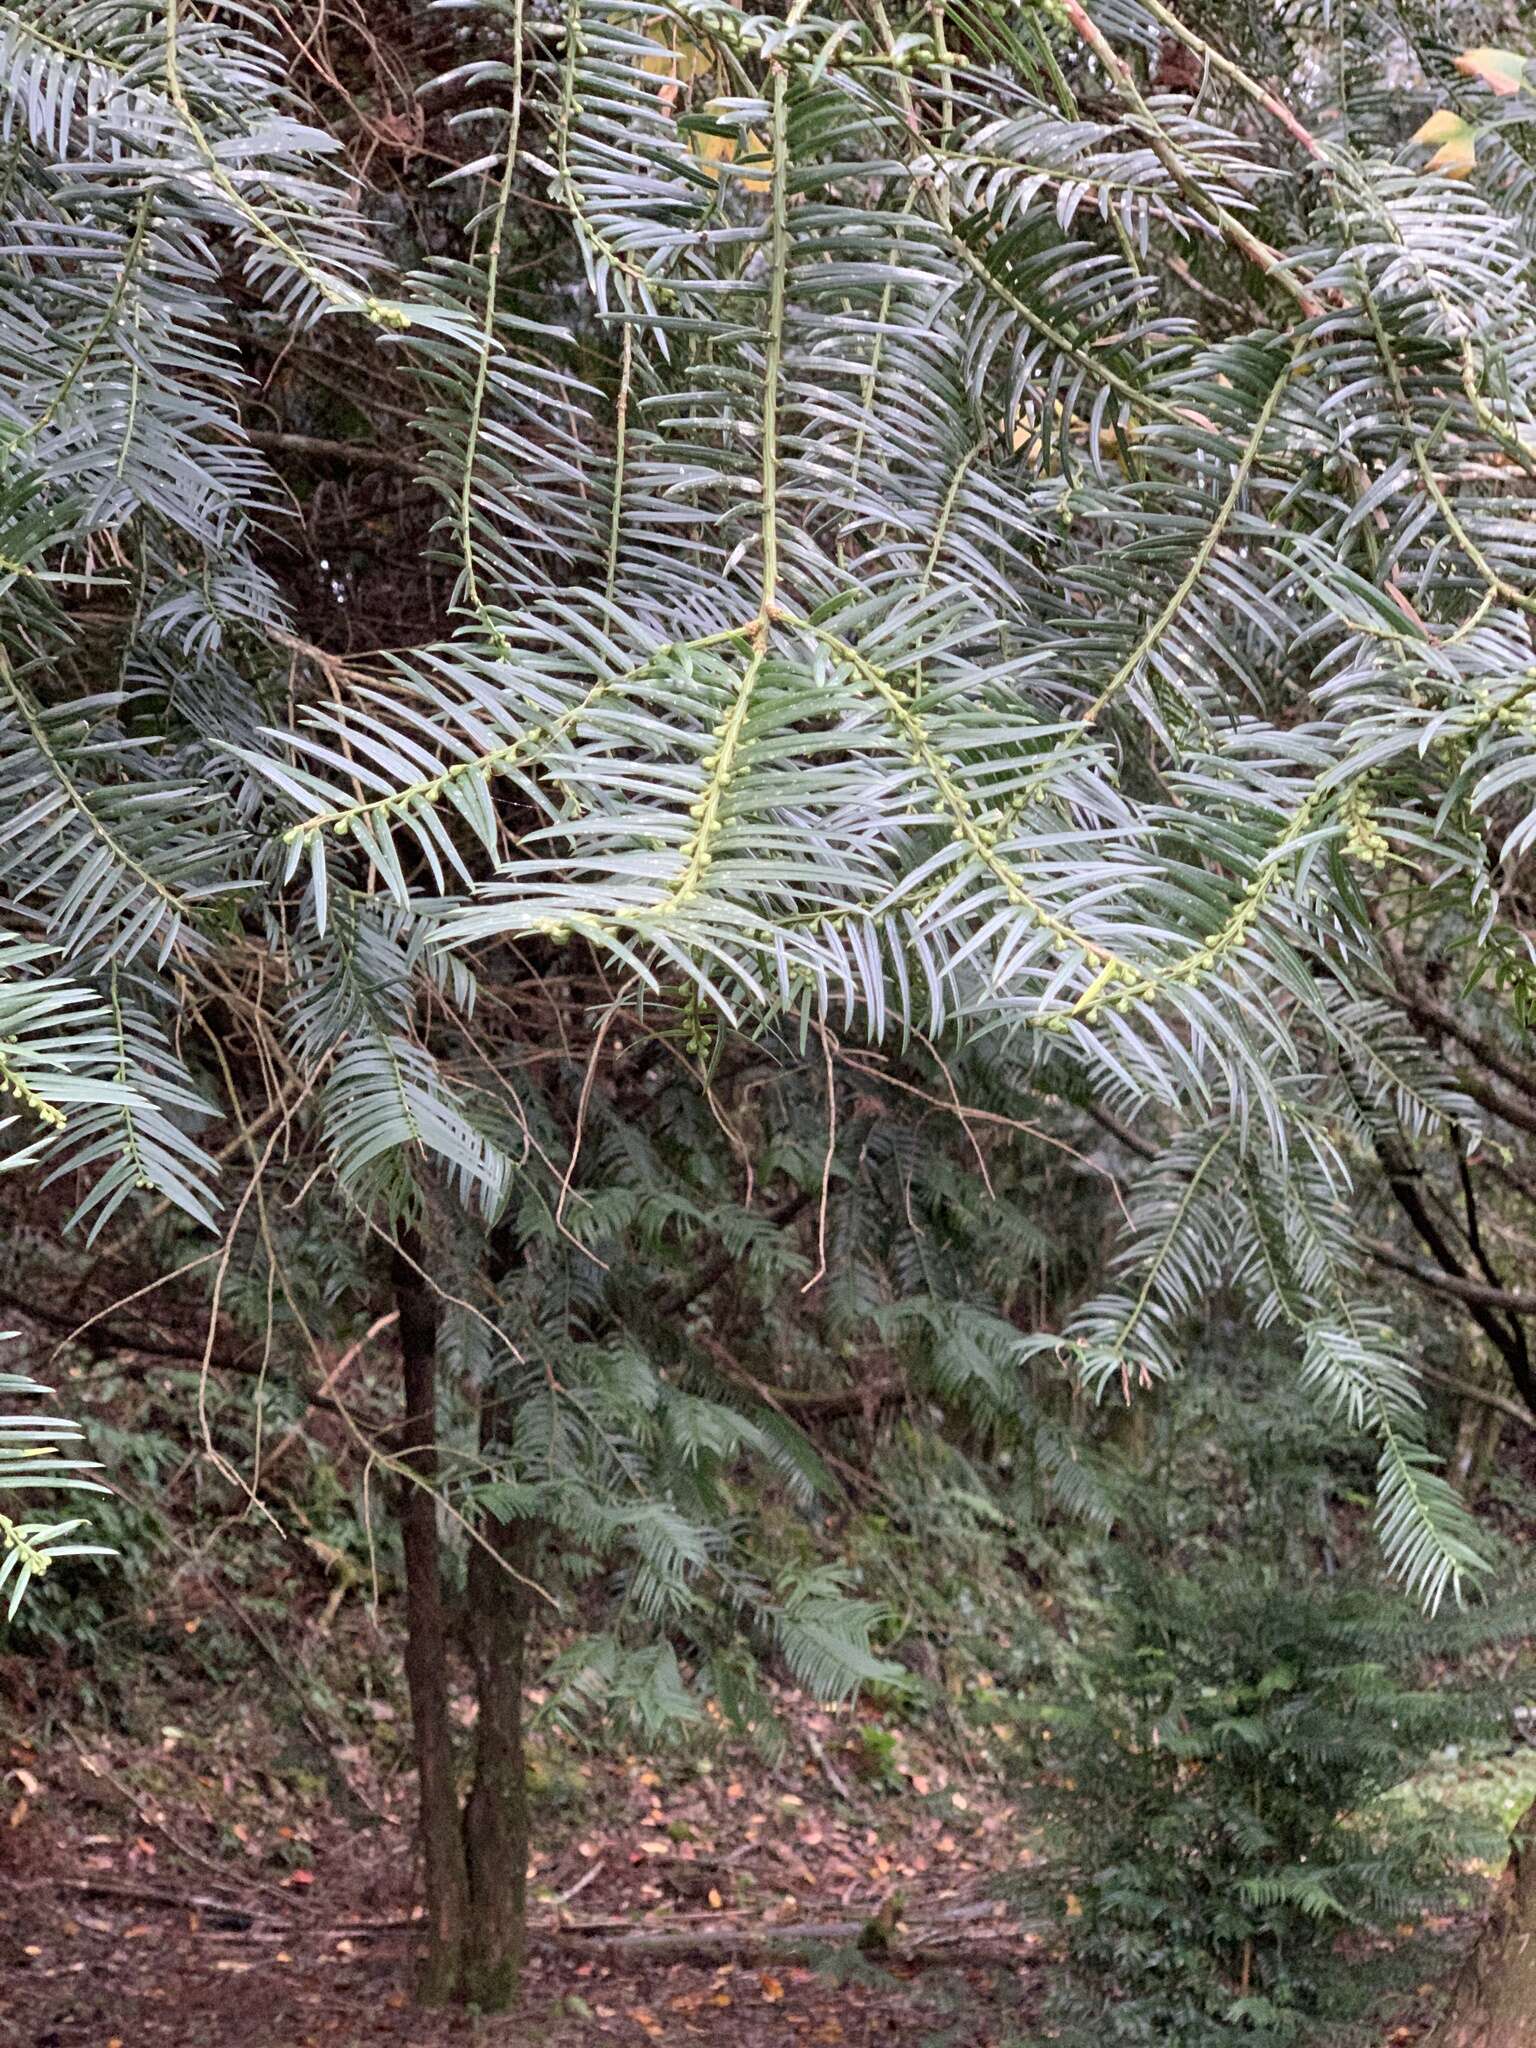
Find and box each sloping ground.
[0,1612,1502,2047]
[0,1661,1047,2047]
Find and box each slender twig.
[801,1024,838,1294]
[1060,0,1324,319]
[243,429,420,477]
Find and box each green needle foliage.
[0,1126,110,1611]
[1017,1556,1522,2046]
[0,1363,110,1618]
[1010,1369,1536,2046]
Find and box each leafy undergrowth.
[0,1621,1496,2047]
[0,1439,1516,2048]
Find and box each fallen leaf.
[760,1973,785,2002]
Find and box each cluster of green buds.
[1034,950,1143,1031]
[662,662,762,907]
[1468,678,1536,737]
[681,988,718,1056]
[1340,779,1390,866]
[361,296,412,332]
[286,736,549,848]
[0,1047,65,1129]
[0,1513,49,1579]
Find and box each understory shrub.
[1015,1560,1523,2045]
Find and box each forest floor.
[0,1655,1048,2048]
[0,1650,1479,2048]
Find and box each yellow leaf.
[1455,46,1528,97]
[690,122,772,193]
[638,21,717,120]
[1428,132,1479,177]
[1412,108,1468,144]
[1412,108,1478,175]
[1064,1891,1084,1919]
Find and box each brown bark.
[1452,1396,1486,1489]
[391,1240,470,2005]
[460,1379,537,2012]
[1467,1405,1505,1503]
[1428,1796,1536,2047]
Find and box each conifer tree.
[6,0,1536,2015]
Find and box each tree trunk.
[460,1383,537,2011]
[1428,1796,1536,2047]
[1468,1403,1504,1502]
[391,1239,470,2005]
[1452,1394,1485,1488]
